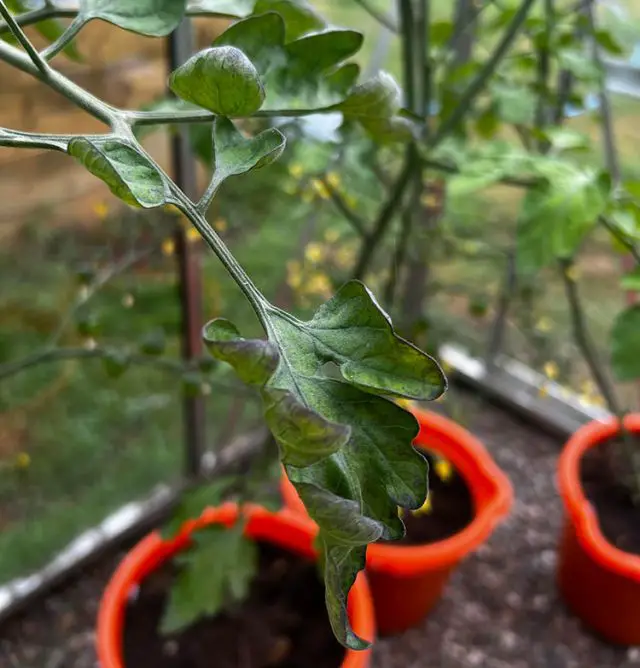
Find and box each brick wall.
[0,17,226,237]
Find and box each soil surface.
[122,541,343,668]
[3,392,640,668]
[580,444,640,556]
[397,452,474,546]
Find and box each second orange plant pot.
[557,414,640,645]
[281,406,514,635]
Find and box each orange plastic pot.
[281,406,513,635]
[557,414,640,645]
[97,503,375,668]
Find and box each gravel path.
[1,394,638,667]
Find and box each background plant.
[2,0,639,649]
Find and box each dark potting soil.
[122,542,343,668]
[581,442,640,556]
[395,452,474,546]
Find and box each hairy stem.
[41,15,84,61]
[0,39,115,125]
[430,0,537,147]
[321,176,367,238]
[171,189,272,334]
[353,153,414,280]
[600,217,640,265]
[560,260,621,412]
[0,0,49,74]
[354,0,398,32]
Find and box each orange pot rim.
[558,413,640,581]
[97,503,375,668]
[281,407,513,575]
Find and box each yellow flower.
[434,458,453,482]
[122,293,135,309]
[15,452,31,469]
[335,246,356,269]
[324,228,340,243]
[543,361,559,380]
[412,494,433,517]
[287,260,303,289]
[535,316,553,333]
[421,192,439,208]
[213,217,228,232]
[311,178,330,200]
[565,265,580,282]
[93,201,109,220]
[326,171,341,189]
[162,239,175,256]
[187,227,201,243]
[288,163,304,179]
[304,242,325,264]
[305,272,332,298]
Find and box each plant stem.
[584,0,620,186]
[560,259,621,414]
[0,0,49,74]
[50,248,154,347]
[600,217,640,265]
[196,176,222,215]
[0,346,184,381]
[171,189,272,334]
[430,0,537,147]
[0,127,94,151]
[398,0,415,111]
[0,345,255,398]
[384,202,412,307]
[0,39,115,125]
[0,5,76,36]
[486,249,517,364]
[534,0,553,149]
[353,0,398,32]
[353,152,414,280]
[560,259,640,493]
[320,176,367,238]
[41,14,84,61]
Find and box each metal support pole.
[167,20,207,478]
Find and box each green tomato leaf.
[334,71,400,119]
[254,0,325,40]
[203,317,279,386]
[207,116,286,188]
[594,28,625,56]
[169,46,265,116]
[188,0,254,16]
[517,162,606,273]
[101,348,130,378]
[68,138,167,208]
[79,0,187,36]
[611,305,640,381]
[212,13,363,111]
[203,279,446,649]
[621,268,640,292]
[162,477,238,539]
[161,526,257,634]
[140,327,167,356]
